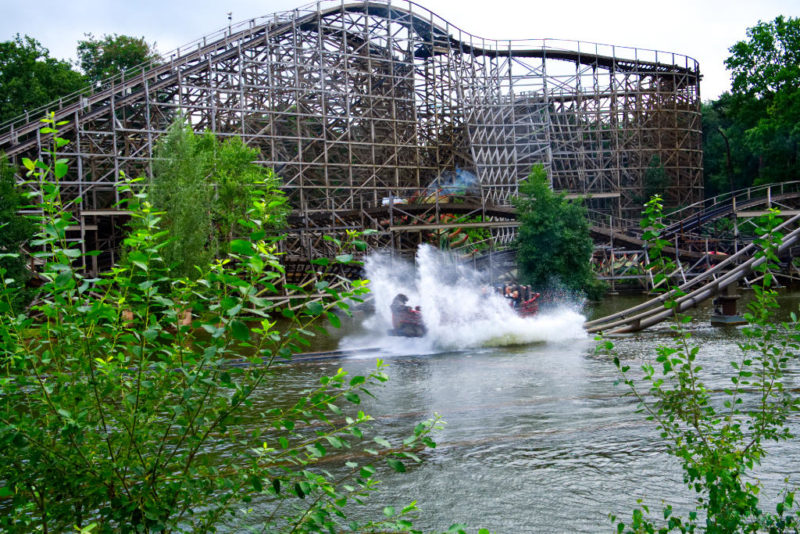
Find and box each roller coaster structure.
[0,0,702,273]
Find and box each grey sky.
[3,0,799,100]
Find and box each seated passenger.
[510,287,520,308]
[391,293,410,312]
[391,294,410,329]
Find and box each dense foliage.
[0,116,445,533]
[0,33,158,124]
[513,164,604,299]
[149,120,287,279]
[77,33,158,84]
[704,16,800,196]
[0,155,34,312]
[0,35,86,124]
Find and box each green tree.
[0,156,35,312]
[200,131,287,244]
[726,16,800,99]
[724,16,800,184]
[149,120,287,278]
[702,95,764,198]
[0,35,86,124]
[77,33,159,84]
[513,164,604,299]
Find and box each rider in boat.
[390,293,425,337]
[391,293,411,329]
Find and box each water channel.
[256,250,800,532]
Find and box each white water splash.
[340,245,587,353]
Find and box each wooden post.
[710,284,746,326]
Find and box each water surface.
[257,287,800,532]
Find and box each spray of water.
[340,245,587,353]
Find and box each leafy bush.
[603,196,800,532]
[0,115,440,533]
[149,119,288,279]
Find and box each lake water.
[253,251,800,532]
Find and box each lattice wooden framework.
[0,0,702,272]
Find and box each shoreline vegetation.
[0,117,446,533]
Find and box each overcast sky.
[4,0,799,100]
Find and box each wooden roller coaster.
[0,0,702,276]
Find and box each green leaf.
[383,506,395,517]
[54,162,68,179]
[55,271,72,287]
[359,465,376,478]
[143,328,158,341]
[220,296,239,310]
[325,436,344,449]
[230,239,254,256]
[314,280,329,291]
[305,301,323,316]
[327,311,341,328]
[349,375,365,386]
[230,320,250,341]
[374,436,391,448]
[387,458,406,473]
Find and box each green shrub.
[603,196,800,532]
[0,115,440,533]
[149,119,288,279]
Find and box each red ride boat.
[498,283,540,317]
[516,294,540,317]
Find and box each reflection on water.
[250,287,800,532]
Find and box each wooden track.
[584,213,800,334]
